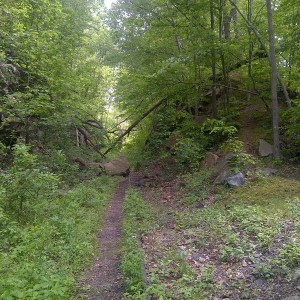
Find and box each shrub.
[0,144,59,220]
[172,138,205,169]
[221,138,255,173]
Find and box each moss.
[223,177,300,214]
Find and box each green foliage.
[146,247,215,299]
[201,119,237,138]
[221,138,256,173]
[0,144,59,220]
[278,242,300,268]
[218,106,242,129]
[0,0,113,158]
[121,189,155,298]
[122,119,153,170]
[219,245,245,263]
[0,146,117,299]
[281,99,300,159]
[180,170,212,205]
[229,205,280,249]
[172,138,205,169]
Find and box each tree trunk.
[266,0,280,158]
[247,0,253,101]
[219,0,230,107]
[210,0,218,119]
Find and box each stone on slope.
[260,167,277,176]
[201,152,219,168]
[100,156,130,176]
[224,172,245,187]
[259,139,273,157]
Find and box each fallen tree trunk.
[71,155,130,177]
[103,98,166,155]
[70,156,102,168]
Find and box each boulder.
[214,169,231,185]
[99,156,130,176]
[224,172,245,187]
[260,168,277,176]
[214,153,233,175]
[201,152,219,168]
[259,139,273,157]
[210,153,245,187]
[213,153,233,185]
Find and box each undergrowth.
[139,172,300,299]
[121,188,155,299]
[0,144,117,299]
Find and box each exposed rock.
[259,139,273,157]
[294,268,300,280]
[213,153,233,184]
[212,153,246,187]
[214,153,233,175]
[255,279,265,286]
[224,172,245,187]
[99,156,130,176]
[260,167,277,176]
[201,152,219,168]
[214,169,231,185]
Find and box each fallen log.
[71,156,130,177]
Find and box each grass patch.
[0,176,117,299]
[144,172,300,299]
[223,177,300,210]
[121,188,155,299]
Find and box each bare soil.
[77,178,128,300]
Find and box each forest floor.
[76,155,300,300]
[73,96,300,300]
[133,161,300,300]
[77,178,128,300]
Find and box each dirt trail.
[78,178,128,300]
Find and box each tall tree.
[266,0,280,157]
[210,0,218,118]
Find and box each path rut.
[78,178,128,300]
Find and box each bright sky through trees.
[104,0,115,9]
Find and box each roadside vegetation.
[120,171,300,300]
[0,144,117,299]
[121,188,155,299]
[1,0,300,299]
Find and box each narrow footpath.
[78,178,129,300]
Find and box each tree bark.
[210,0,218,119]
[247,0,253,101]
[266,0,280,158]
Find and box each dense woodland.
[0,0,299,299]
